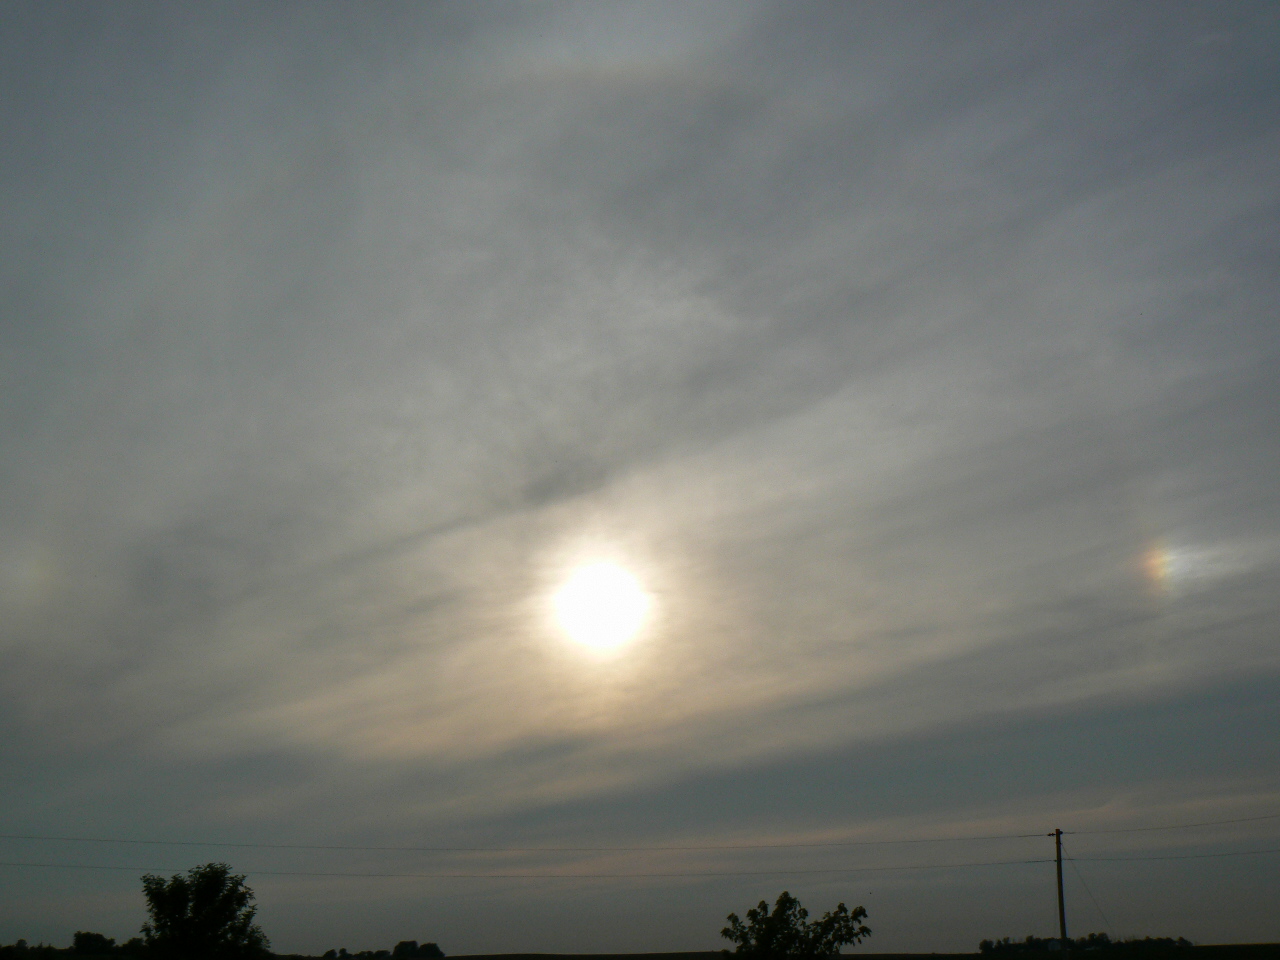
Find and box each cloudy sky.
[2,1,1278,954]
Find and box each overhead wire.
[0,830,1050,853]
[1066,813,1280,835]
[1,812,1274,885]
[0,857,1055,879]
[2,811,1273,855]
[1,847,1277,880]
[1061,840,1112,933]
[1071,848,1280,862]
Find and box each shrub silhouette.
[323,946,443,960]
[393,943,445,958]
[140,862,270,959]
[723,890,870,957]
[72,932,117,955]
[979,934,1194,955]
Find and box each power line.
[4,847,1275,880]
[1068,813,1280,835]
[1,845,1275,881]
[0,830,1049,854]
[8,809,1273,855]
[1062,840,1112,933]
[1071,847,1280,862]
[0,857,1054,880]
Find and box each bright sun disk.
[553,562,650,653]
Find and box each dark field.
[283,951,1280,960]
[435,952,1280,960]
[12,950,1279,960]
[12,952,1280,957]
[309,951,1280,960]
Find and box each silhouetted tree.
[723,891,870,957]
[140,863,270,959]
[392,943,445,959]
[72,931,117,955]
[0,942,57,960]
[980,935,1193,956]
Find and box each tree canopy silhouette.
[73,931,118,954]
[140,863,270,959]
[722,891,870,958]
[980,935,1194,956]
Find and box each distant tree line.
[0,941,444,960]
[0,863,443,960]
[319,943,444,959]
[0,933,145,959]
[980,934,1194,956]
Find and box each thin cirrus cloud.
[1,1,1278,953]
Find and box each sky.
[1,1,1279,954]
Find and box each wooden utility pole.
[1055,828,1068,948]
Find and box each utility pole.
[1055,828,1068,949]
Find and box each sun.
[553,561,650,654]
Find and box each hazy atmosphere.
[2,1,1278,954]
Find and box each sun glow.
[553,561,650,654]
